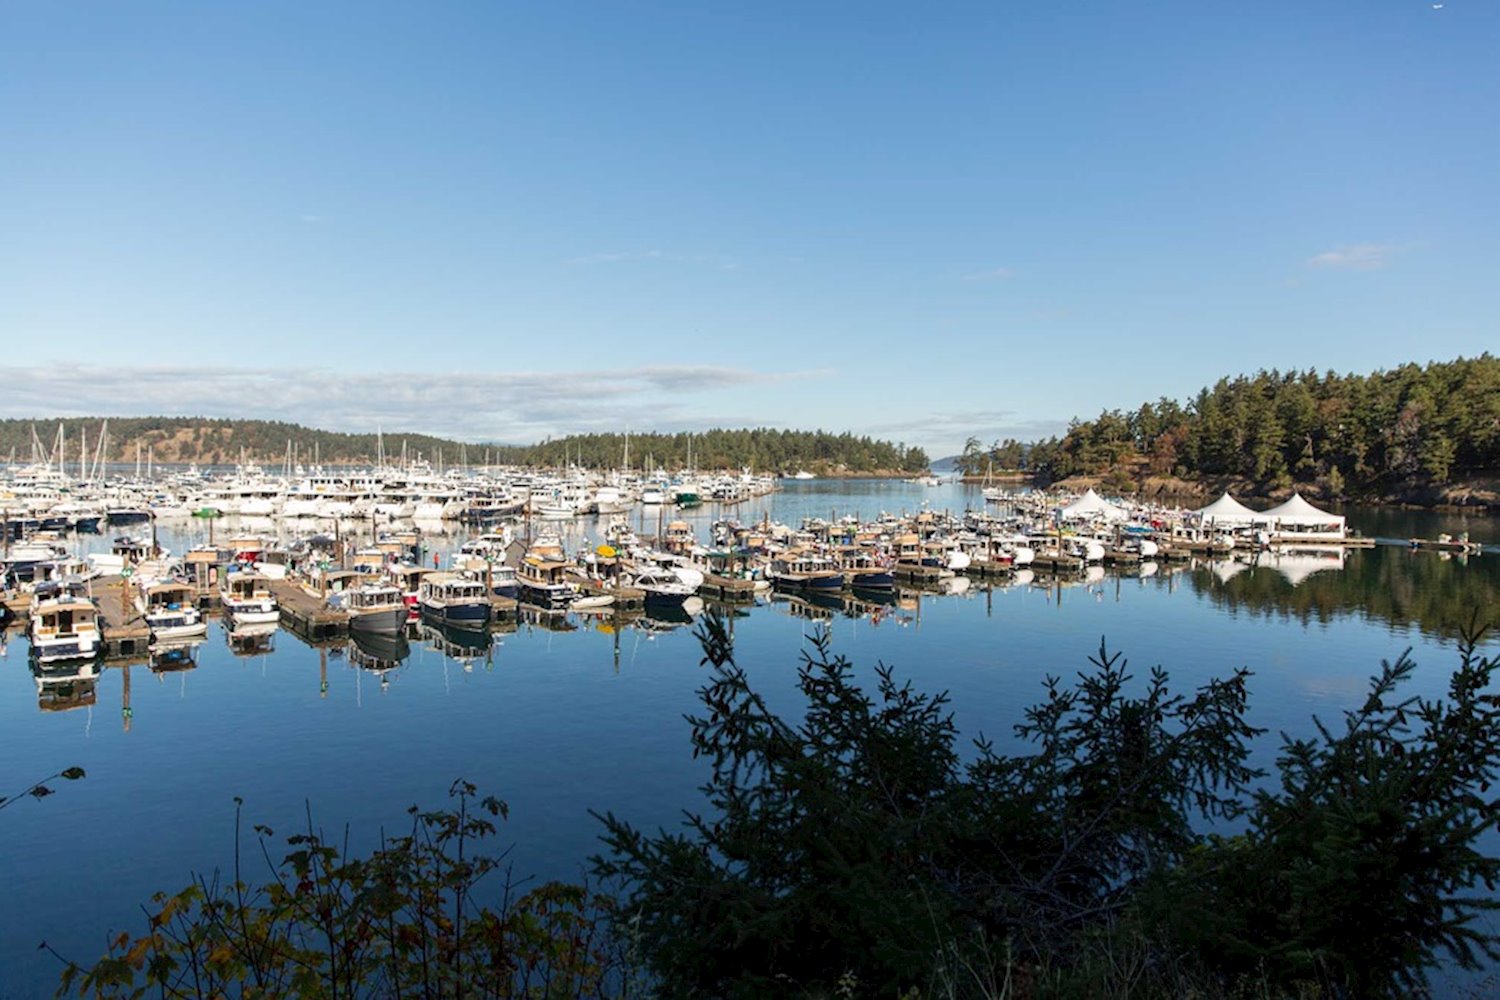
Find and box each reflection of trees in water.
[1188,548,1500,641]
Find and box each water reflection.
[226,621,278,658]
[348,629,411,684]
[150,640,202,675]
[31,659,100,712]
[1192,547,1498,638]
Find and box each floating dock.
[268,579,349,642]
[893,561,948,585]
[91,575,153,660]
[698,574,759,602]
[961,559,1017,579]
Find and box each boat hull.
[419,600,492,629]
[772,573,844,592]
[348,606,408,634]
[30,637,101,664]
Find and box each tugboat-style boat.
[336,583,408,635]
[28,588,102,664]
[220,570,280,625]
[767,552,845,592]
[836,547,896,592]
[417,573,492,629]
[516,534,578,611]
[140,581,208,644]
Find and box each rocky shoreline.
[959,472,1497,512]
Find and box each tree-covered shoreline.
[956,356,1500,505]
[0,419,929,475]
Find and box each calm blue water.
[2,479,1497,995]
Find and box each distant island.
[0,418,930,477]
[955,355,1499,508]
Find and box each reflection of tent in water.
[1057,488,1129,523]
[1209,559,1252,584]
[1261,549,1347,587]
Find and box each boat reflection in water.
[348,628,411,688]
[150,639,203,675]
[418,621,494,671]
[226,620,279,658]
[636,596,705,635]
[31,659,100,713]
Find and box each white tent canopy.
[1260,492,1345,531]
[1057,488,1129,523]
[1195,492,1262,525]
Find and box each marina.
[2,472,1497,994]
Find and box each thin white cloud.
[1306,243,1393,271]
[565,249,736,268]
[0,364,820,443]
[963,266,1018,282]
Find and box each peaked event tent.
[1195,492,1262,526]
[1058,488,1129,522]
[1259,492,1346,532]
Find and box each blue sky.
[2,1,1495,456]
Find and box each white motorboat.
[28,591,102,664]
[220,570,280,625]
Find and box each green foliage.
[515,428,929,474]
[1149,627,1500,995]
[0,419,928,473]
[1019,356,1500,492]
[595,616,1500,998]
[53,780,630,999]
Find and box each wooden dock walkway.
[268,579,349,642]
[577,580,646,610]
[92,574,152,660]
[698,574,759,602]
[893,561,948,585]
[960,559,1015,579]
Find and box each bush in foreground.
[54,621,1499,997]
[594,619,1499,998]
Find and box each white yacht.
[28,590,102,664]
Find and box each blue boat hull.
[420,601,491,629]
[849,571,895,592]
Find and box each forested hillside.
[501,429,928,474]
[0,418,928,474]
[958,356,1500,498]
